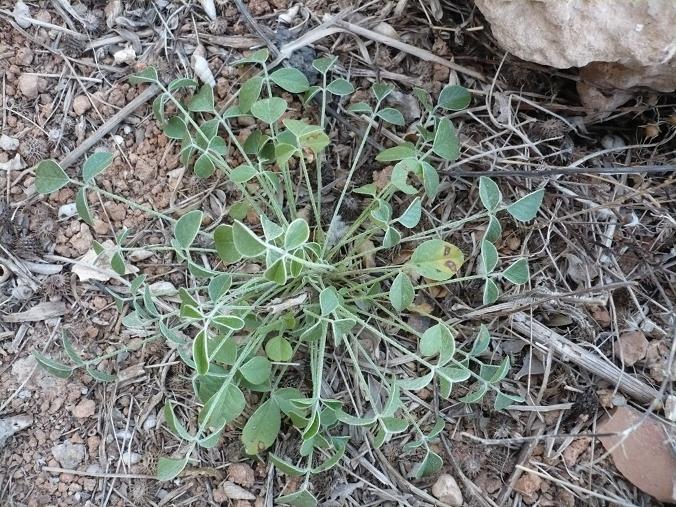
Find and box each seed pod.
[191,45,215,87]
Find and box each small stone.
[16,47,34,66]
[431,474,463,506]
[120,450,142,465]
[615,330,649,366]
[515,472,542,499]
[73,95,92,115]
[52,441,86,469]
[664,395,676,422]
[18,74,39,99]
[0,134,20,151]
[72,399,96,419]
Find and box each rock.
[598,406,676,502]
[18,74,39,99]
[615,330,649,366]
[15,47,33,66]
[73,95,92,115]
[474,0,676,92]
[121,450,142,465]
[0,134,20,151]
[514,472,542,499]
[52,441,86,469]
[431,474,463,506]
[72,399,96,419]
[664,395,676,422]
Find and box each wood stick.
[511,312,659,405]
[59,84,159,170]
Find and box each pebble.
[16,47,34,66]
[18,74,39,99]
[52,441,86,469]
[120,450,142,465]
[72,399,96,419]
[615,330,649,366]
[73,95,92,115]
[515,472,542,498]
[431,474,463,506]
[0,135,20,151]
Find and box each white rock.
[52,441,86,469]
[18,74,39,99]
[474,0,676,92]
[665,395,676,422]
[143,412,157,432]
[121,450,142,465]
[431,474,463,506]
[0,135,19,151]
[72,399,96,419]
[0,154,25,172]
[58,203,78,219]
[113,47,136,65]
[13,1,32,28]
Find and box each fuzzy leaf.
[83,152,113,183]
[35,160,69,193]
[503,258,529,284]
[174,210,203,249]
[438,84,471,111]
[389,272,414,311]
[432,117,459,161]
[507,188,545,222]
[409,239,464,281]
[269,68,310,93]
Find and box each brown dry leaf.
[2,301,67,322]
[562,437,590,467]
[373,165,393,190]
[615,330,649,366]
[227,463,255,487]
[598,406,676,503]
[514,472,542,499]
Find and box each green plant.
[33,51,544,503]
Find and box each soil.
[1,1,674,506]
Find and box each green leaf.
[377,108,405,126]
[432,117,459,161]
[87,368,117,382]
[232,220,266,257]
[397,372,434,391]
[371,199,392,224]
[75,187,93,225]
[479,176,502,211]
[208,274,232,302]
[413,87,433,112]
[174,210,203,249]
[35,160,69,193]
[397,197,422,228]
[270,68,309,93]
[470,324,491,356]
[484,215,502,243]
[494,392,522,410]
[320,287,340,316]
[214,224,242,264]
[503,258,529,284]
[193,330,209,375]
[163,403,193,441]
[198,428,223,448]
[164,116,187,140]
[240,356,271,385]
[194,153,215,178]
[212,315,245,331]
[233,48,269,65]
[389,272,414,312]
[264,257,288,285]
[331,318,355,342]
[459,383,488,403]
[507,188,545,222]
[299,130,329,153]
[372,83,394,101]
[275,143,297,164]
[62,332,84,366]
[421,161,440,199]
[327,78,354,96]
[383,226,401,248]
[156,456,188,481]
[189,84,215,112]
[483,278,500,305]
[128,67,158,84]
[391,159,418,194]
[414,450,443,479]
[242,398,281,454]
[437,365,471,383]
[284,219,310,250]
[83,152,113,183]
[265,336,293,361]
[481,239,499,274]
[277,488,318,507]
[198,384,246,429]
[230,164,257,184]
[251,97,287,124]
[269,453,308,476]
[303,85,321,104]
[32,352,72,379]
[438,84,471,111]
[312,56,337,74]
[347,102,372,114]
[299,319,326,343]
[239,76,264,113]
[419,323,454,360]
[409,239,464,281]
[376,143,417,162]
[110,251,126,275]
[168,78,198,92]
[261,216,284,241]
[143,285,159,317]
